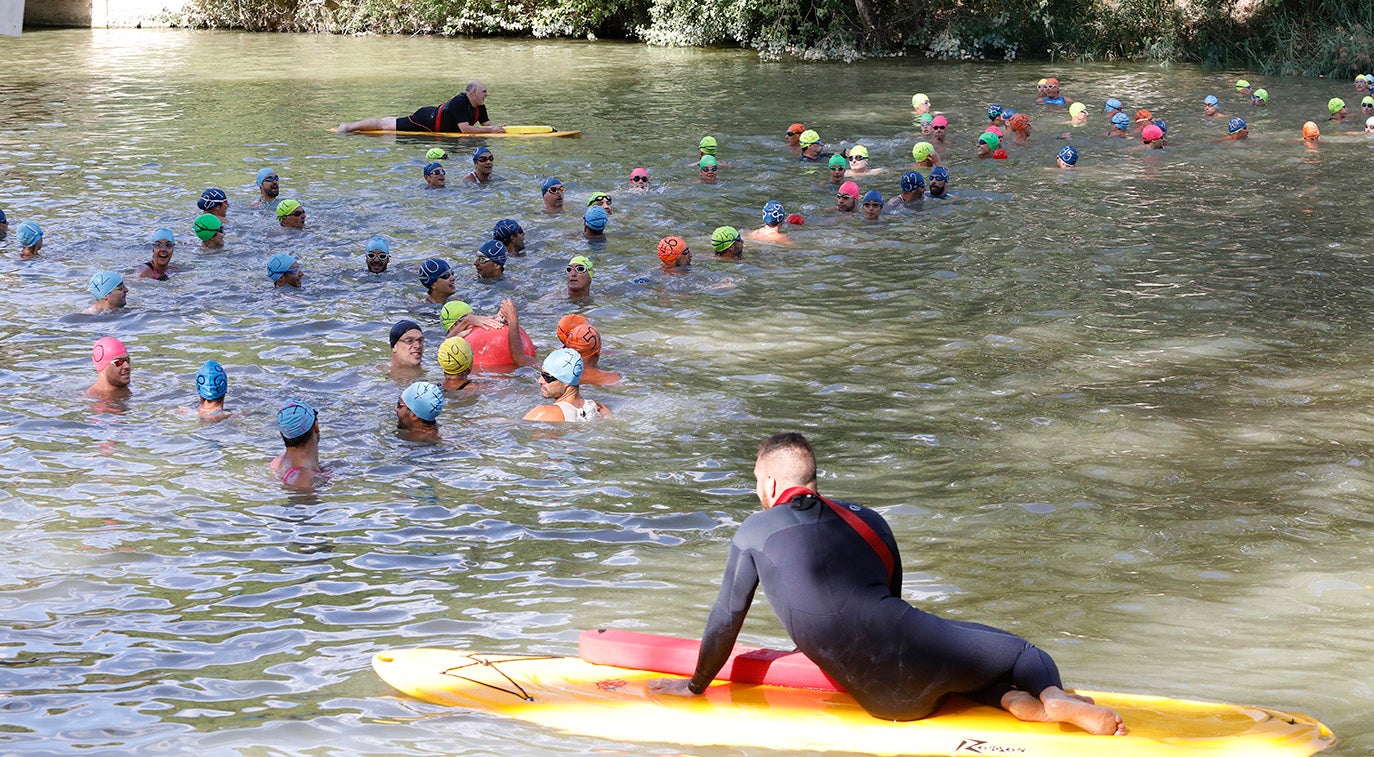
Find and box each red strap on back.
[773,486,894,581]
[433,102,446,133]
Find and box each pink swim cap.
[92,337,128,372]
[630,167,648,180]
[838,181,860,198]
[931,115,948,127]
[985,126,1004,138]
[1142,124,1164,142]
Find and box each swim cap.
[828,154,847,169]
[423,162,444,177]
[557,314,589,346]
[1068,102,1087,117]
[426,147,448,160]
[978,132,999,149]
[1228,117,1247,133]
[541,177,563,195]
[1252,88,1268,102]
[267,253,298,281]
[1058,145,1078,166]
[786,213,805,225]
[1008,113,1031,132]
[798,130,820,147]
[987,104,1003,119]
[568,254,593,277]
[1111,112,1130,129]
[587,192,611,207]
[437,336,473,374]
[401,381,445,422]
[762,200,785,225]
[1303,121,1320,138]
[542,348,583,386]
[439,300,474,332]
[1002,107,1018,119]
[985,126,1004,138]
[493,219,523,243]
[275,199,302,219]
[1363,96,1374,107]
[849,144,869,160]
[710,226,740,252]
[1037,78,1048,86]
[630,167,649,181]
[1329,97,1346,114]
[256,168,276,186]
[1235,79,1250,91]
[566,322,601,358]
[0,209,5,223]
[583,206,608,232]
[196,360,227,400]
[861,189,882,204]
[787,122,805,135]
[698,155,718,170]
[478,240,508,267]
[151,227,175,244]
[471,146,492,163]
[698,136,717,155]
[918,113,933,125]
[418,258,452,286]
[92,337,128,373]
[930,166,949,182]
[1153,119,1168,133]
[197,188,227,210]
[89,271,123,299]
[390,319,422,348]
[657,236,689,265]
[912,93,930,107]
[1204,95,1219,106]
[367,236,389,254]
[1046,77,1059,86]
[900,171,925,191]
[992,148,1008,160]
[838,181,859,198]
[277,398,316,440]
[1104,98,1122,113]
[16,220,42,247]
[931,115,948,127]
[193,214,222,241]
[912,142,934,161]
[1142,124,1164,142]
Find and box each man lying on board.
[337,81,506,134]
[649,432,1126,736]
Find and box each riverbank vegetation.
[177,0,1374,75]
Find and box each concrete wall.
[24,0,189,28]
[1,0,24,36]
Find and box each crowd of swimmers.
[6,72,1373,490]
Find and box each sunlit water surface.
[1,28,1373,755]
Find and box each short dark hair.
[281,422,317,447]
[757,433,817,483]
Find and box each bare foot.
[1001,690,1050,722]
[1041,689,1126,736]
[1064,689,1096,705]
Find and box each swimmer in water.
[365,236,390,274]
[699,156,719,184]
[475,240,507,281]
[268,253,302,288]
[837,181,860,212]
[16,220,42,259]
[437,336,476,391]
[1068,102,1088,126]
[194,214,224,250]
[523,348,611,422]
[493,219,526,256]
[1133,109,1153,132]
[253,168,280,208]
[712,226,744,259]
[440,299,502,339]
[846,145,874,176]
[396,381,444,442]
[1057,145,1079,169]
[1041,77,1071,106]
[890,171,924,207]
[698,136,717,163]
[748,201,791,244]
[1104,98,1125,121]
[388,320,426,381]
[657,235,693,271]
[930,115,949,146]
[861,190,883,220]
[1202,95,1223,119]
[1235,79,1253,99]
[419,258,456,305]
[826,155,848,186]
[785,123,805,153]
[1251,89,1269,107]
[464,146,494,184]
[1359,74,1372,95]
[587,192,613,213]
[426,147,449,162]
[798,130,827,162]
[423,162,446,189]
[197,188,229,219]
[87,271,128,314]
[1106,112,1130,137]
[1302,121,1320,143]
[541,177,564,214]
[911,141,940,168]
[1008,113,1032,144]
[1226,117,1248,141]
[195,360,230,421]
[276,199,306,229]
[629,167,651,189]
[271,398,322,491]
[986,104,1006,131]
[928,166,950,198]
[976,132,998,159]
[1361,97,1374,122]
[583,206,608,240]
[139,228,175,280]
[1141,124,1165,149]
[1366,115,1374,134]
[87,337,132,401]
[562,319,621,386]
[912,93,931,115]
[567,255,593,300]
[1327,98,1348,122]
[916,113,934,136]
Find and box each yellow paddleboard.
[341,125,581,138]
[372,648,1335,756]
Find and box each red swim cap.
[786,213,805,225]
[566,323,602,358]
[557,314,589,346]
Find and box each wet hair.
[757,433,817,485]
[281,422,317,448]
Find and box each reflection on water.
[1,27,1372,755]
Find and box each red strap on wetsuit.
[773,486,894,581]
[433,102,446,133]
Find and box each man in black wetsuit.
[649,433,1126,737]
[336,81,506,134]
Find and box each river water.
[1,27,1371,755]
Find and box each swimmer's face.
[392,330,424,367]
[977,142,992,158]
[204,229,224,248]
[829,165,846,181]
[803,142,821,158]
[432,271,457,299]
[1232,128,1248,140]
[151,241,174,266]
[281,208,306,229]
[536,371,564,398]
[836,193,856,212]
[105,355,132,387]
[0,221,6,239]
[566,262,591,291]
[21,237,42,257]
[474,256,502,280]
[279,266,302,287]
[544,184,564,209]
[366,249,389,273]
[260,175,280,198]
[929,180,947,197]
[506,231,526,252]
[861,201,881,220]
[672,249,692,268]
[1203,103,1218,115]
[699,166,717,183]
[474,153,494,172]
[426,169,446,189]
[468,83,489,106]
[106,282,128,308]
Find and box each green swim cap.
[275,199,302,219]
[1253,88,1269,102]
[1329,97,1346,114]
[979,132,999,149]
[698,136,717,155]
[193,213,222,241]
[710,226,740,252]
[918,113,934,125]
[587,191,611,207]
[698,155,718,169]
[799,129,820,147]
[440,300,474,332]
[568,255,594,276]
[426,147,448,160]
[1363,96,1374,107]
[1235,79,1250,91]
[912,141,934,161]
[828,154,847,168]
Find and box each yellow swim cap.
[1329,97,1346,114]
[437,336,473,375]
[912,93,930,107]
[912,142,934,161]
[1069,102,1087,117]
[799,129,821,147]
[849,144,869,159]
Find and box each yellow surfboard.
[372,648,1335,756]
[341,125,581,138]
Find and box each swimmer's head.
[193,214,222,241]
[1068,102,1087,118]
[367,236,389,254]
[827,154,847,170]
[848,144,869,161]
[911,93,930,108]
[798,130,821,147]
[1252,88,1269,103]
[931,115,948,128]
[1329,97,1346,114]
[267,253,298,281]
[711,226,741,253]
[274,199,302,220]
[786,123,805,139]
[986,103,1003,120]
[698,136,717,155]
[389,319,422,349]
[657,236,690,265]
[1153,119,1168,134]
[586,191,611,208]
[1104,98,1123,114]
[423,162,444,177]
[630,167,649,184]
[1228,117,1247,134]
[838,181,860,199]
[152,227,175,245]
[197,188,228,211]
[439,300,474,332]
[1008,113,1031,133]
[1141,124,1164,143]
[1134,108,1153,124]
[89,271,123,299]
[583,205,608,232]
[1235,79,1250,91]
[698,155,718,172]
[912,142,934,162]
[1302,121,1320,139]
[92,336,128,373]
[426,147,449,160]
[418,258,452,286]
[978,132,999,150]
[566,322,601,358]
[1204,95,1219,106]
[401,381,445,423]
[17,220,43,247]
[762,200,785,226]
[256,167,277,187]
[437,336,473,375]
[1110,112,1130,130]
[901,171,925,192]
[196,360,228,400]
[862,189,883,204]
[478,240,508,267]
[472,146,492,164]
[568,254,594,278]
[493,219,523,244]
[557,314,590,346]
[1057,145,1078,166]
[277,398,317,441]
[918,113,934,126]
[541,177,563,195]
[541,348,583,386]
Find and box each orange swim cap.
[1046,77,1059,86]
[566,323,602,358]
[1134,109,1153,124]
[1008,114,1031,133]
[657,235,688,265]
[1302,121,1320,139]
[556,314,589,346]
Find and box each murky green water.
[1,27,1372,755]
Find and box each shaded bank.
[171,0,1374,74]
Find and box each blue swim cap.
[401,381,445,422]
[267,253,298,281]
[89,271,123,299]
[277,398,316,440]
[151,227,175,244]
[987,104,1003,119]
[1058,145,1079,166]
[1203,95,1219,106]
[197,188,228,211]
[583,205,608,232]
[1228,117,1246,133]
[542,347,583,386]
[418,258,452,286]
[493,219,523,243]
[423,162,443,177]
[478,240,508,267]
[1001,107,1018,119]
[256,168,276,186]
[367,236,389,254]
[541,177,563,195]
[0,208,6,223]
[196,360,227,400]
[900,170,925,191]
[762,200,785,225]
[472,146,492,164]
[862,189,883,204]
[1104,98,1123,113]
[17,220,42,247]
[930,166,949,182]
[1153,119,1167,134]
[1111,112,1130,129]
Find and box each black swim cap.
[390,320,422,348]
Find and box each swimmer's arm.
[596,401,612,417]
[463,314,503,330]
[499,298,540,368]
[522,404,563,422]
[457,121,506,134]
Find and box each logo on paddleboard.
[955,739,1026,754]
[595,679,628,690]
